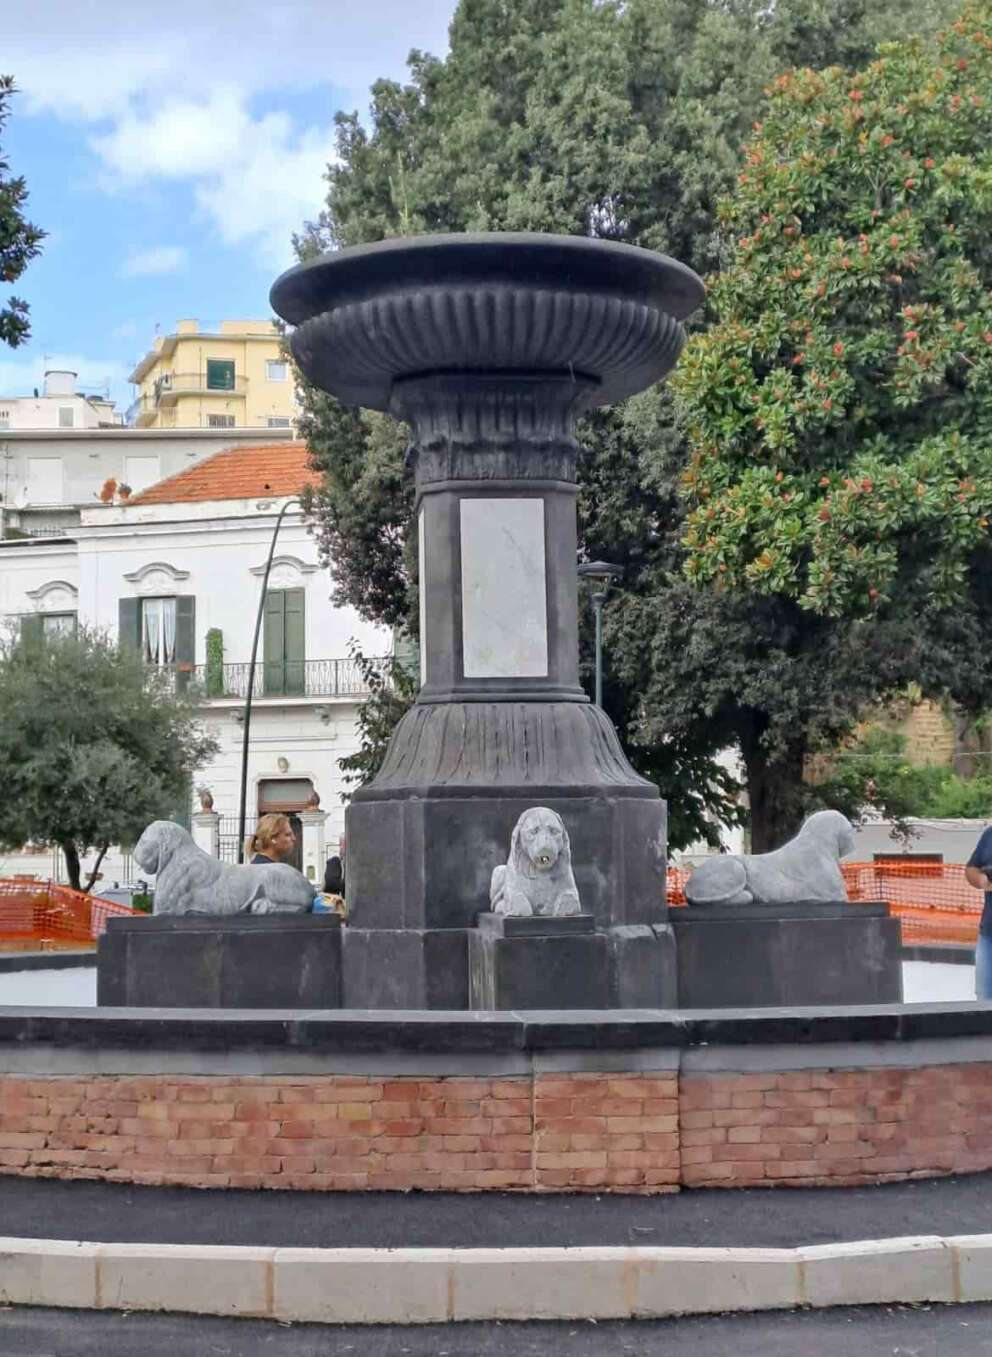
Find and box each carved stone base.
[671,900,902,1008]
[341,927,471,1010]
[469,913,608,1010]
[346,790,668,933]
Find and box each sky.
[0,1,458,413]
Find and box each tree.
[672,5,992,839]
[298,0,965,850]
[0,627,219,891]
[676,8,992,618]
[0,76,44,348]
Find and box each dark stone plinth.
[341,927,471,1010]
[347,791,667,934]
[469,912,609,1010]
[608,924,678,1008]
[97,915,343,1009]
[671,899,902,1008]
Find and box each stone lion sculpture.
[134,821,314,916]
[685,809,855,907]
[490,807,582,917]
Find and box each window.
[58,406,74,428]
[266,360,288,382]
[205,359,235,391]
[141,597,177,666]
[267,417,291,428]
[207,414,235,428]
[263,588,305,695]
[43,613,77,638]
[0,408,10,428]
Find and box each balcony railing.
[155,374,249,405]
[150,657,393,699]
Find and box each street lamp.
[237,497,300,861]
[578,561,623,709]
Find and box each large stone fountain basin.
[270,232,704,412]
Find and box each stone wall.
[1,1060,989,1193]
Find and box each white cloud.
[6,2,455,121]
[95,91,332,269]
[0,352,132,401]
[119,245,189,279]
[4,2,457,268]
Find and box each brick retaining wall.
[1,1062,990,1192]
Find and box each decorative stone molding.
[249,554,318,577]
[25,580,78,612]
[122,562,191,596]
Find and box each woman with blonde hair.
[247,813,297,865]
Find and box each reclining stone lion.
[684,809,855,907]
[133,820,314,916]
[490,806,582,918]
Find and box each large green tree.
[0,627,218,891]
[298,0,964,850]
[0,77,44,349]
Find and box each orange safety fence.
[667,860,983,947]
[0,879,137,952]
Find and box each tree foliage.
[675,8,992,620]
[0,628,219,890]
[299,0,966,851]
[0,77,44,349]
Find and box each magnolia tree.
[675,9,992,619]
[0,627,218,891]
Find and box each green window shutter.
[263,589,286,695]
[263,588,305,695]
[20,614,44,645]
[175,596,195,693]
[284,588,305,695]
[118,597,141,652]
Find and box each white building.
[0,369,121,433]
[0,424,296,541]
[0,440,390,887]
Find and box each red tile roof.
[128,442,320,505]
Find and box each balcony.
[151,657,393,700]
[155,373,249,406]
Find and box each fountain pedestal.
[272,233,704,1009]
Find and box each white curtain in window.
[162,597,177,663]
[142,598,177,665]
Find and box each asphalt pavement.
[5,1170,992,1250]
[4,1303,992,1356]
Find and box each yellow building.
[127,320,296,431]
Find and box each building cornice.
[0,427,295,444]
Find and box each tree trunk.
[739,725,808,854]
[59,841,82,892]
[83,844,109,895]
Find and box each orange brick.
[728,1125,761,1144]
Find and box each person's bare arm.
[966,865,992,891]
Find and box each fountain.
[271,232,703,1008]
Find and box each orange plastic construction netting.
[0,879,137,952]
[667,860,983,946]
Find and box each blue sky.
[1,0,458,411]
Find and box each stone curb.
[1,1233,989,1323]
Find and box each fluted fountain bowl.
[270,232,704,413]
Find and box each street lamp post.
[578,561,623,708]
[237,497,300,862]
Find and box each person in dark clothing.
[966,826,992,998]
[323,854,345,896]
